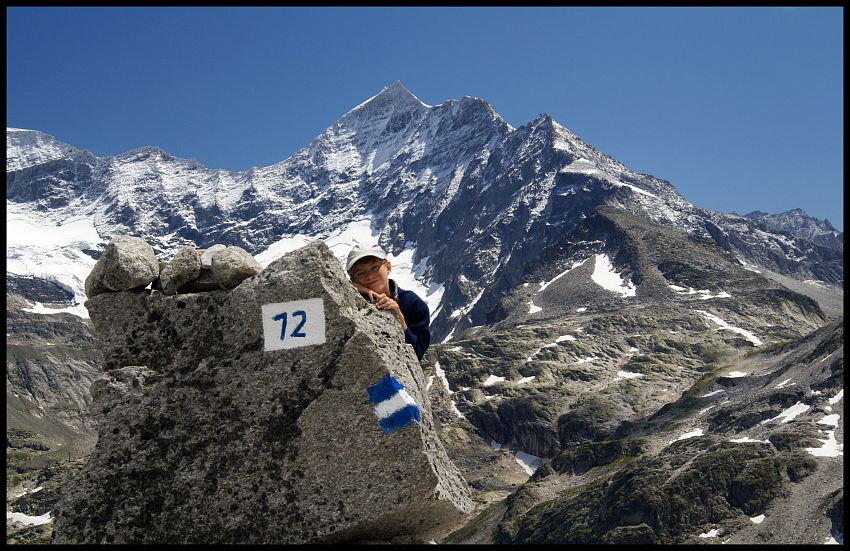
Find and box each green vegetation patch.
[550,438,647,476]
[441,500,503,544]
[768,427,827,452]
[503,439,802,544]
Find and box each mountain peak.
[535,113,553,122]
[746,208,815,222]
[376,80,422,102]
[385,79,409,93]
[342,81,430,121]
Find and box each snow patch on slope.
[7,202,104,318]
[591,254,636,297]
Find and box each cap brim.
[346,252,386,273]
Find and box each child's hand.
[372,293,406,330]
[349,282,406,330]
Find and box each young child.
[346,243,431,361]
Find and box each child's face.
[349,257,391,294]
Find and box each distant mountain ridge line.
[5,82,844,343]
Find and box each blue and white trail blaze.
[367,375,421,434]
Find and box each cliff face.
[51,241,472,544]
[6,276,102,470]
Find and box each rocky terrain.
[5,276,102,542]
[420,207,843,545]
[436,315,842,544]
[6,458,87,544]
[6,82,842,544]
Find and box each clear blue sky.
[6,7,844,230]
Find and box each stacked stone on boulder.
[159,246,201,295]
[52,240,473,544]
[85,236,263,298]
[84,236,159,298]
[210,246,262,289]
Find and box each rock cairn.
[84,237,262,298]
[54,238,472,544]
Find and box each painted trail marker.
[262,298,326,351]
[367,374,421,434]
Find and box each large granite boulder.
[52,240,472,544]
[84,236,159,298]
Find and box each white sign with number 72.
[262,298,326,351]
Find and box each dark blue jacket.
[389,279,431,361]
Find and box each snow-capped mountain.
[743,208,843,252]
[5,81,843,341]
[6,83,843,545]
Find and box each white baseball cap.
[345,243,388,273]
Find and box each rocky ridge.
[744,208,843,252]
[434,207,827,455]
